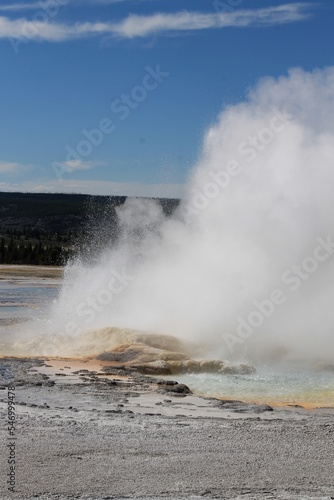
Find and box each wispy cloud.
[112,4,313,38]
[0,16,111,42]
[0,3,314,42]
[0,161,24,174]
[0,0,127,11]
[0,2,43,12]
[54,159,100,172]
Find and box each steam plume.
[8,67,334,364]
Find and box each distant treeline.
[0,192,180,266]
[0,237,72,266]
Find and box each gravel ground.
[0,358,333,500]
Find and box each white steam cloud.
[11,66,334,364]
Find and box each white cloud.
[0,179,184,198]
[0,4,314,42]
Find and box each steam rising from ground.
[9,67,334,363]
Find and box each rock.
[219,363,256,375]
[167,359,199,374]
[159,383,191,394]
[172,383,191,394]
[131,360,172,375]
[218,400,273,412]
[314,363,334,372]
[101,366,136,377]
[256,404,273,412]
[199,359,226,372]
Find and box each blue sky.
[0,0,333,197]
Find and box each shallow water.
[163,368,334,408]
[0,278,60,326]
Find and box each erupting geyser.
[6,66,334,365]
